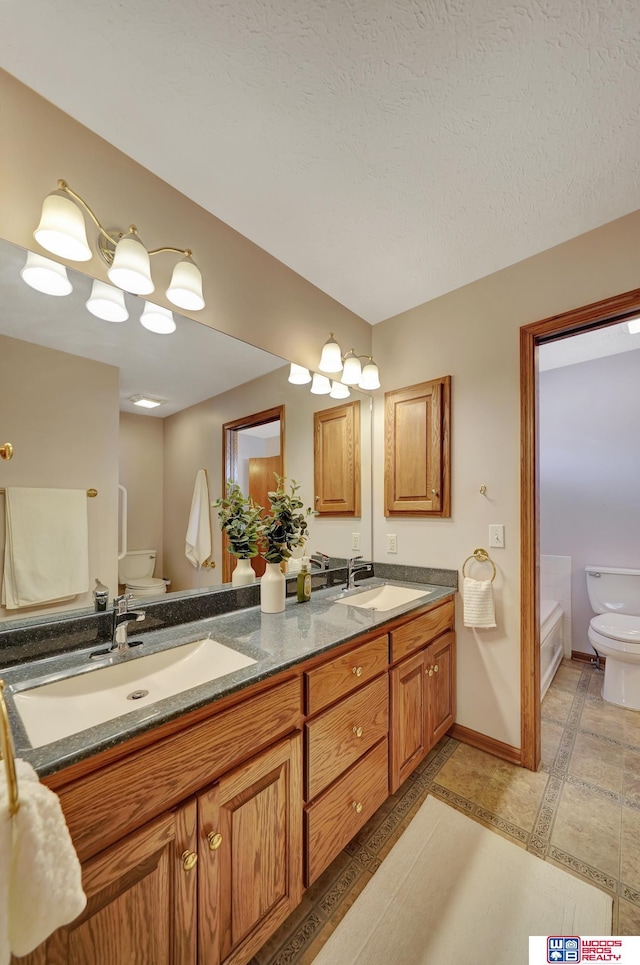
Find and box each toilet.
[586,565,640,710]
[118,549,170,600]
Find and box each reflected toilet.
[118,549,169,600]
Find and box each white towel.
[0,758,86,959]
[463,576,497,628]
[2,488,89,609]
[185,469,212,568]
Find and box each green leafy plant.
[213,481,263,559]
[259,476,315,564]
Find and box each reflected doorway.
[222,405,285,581]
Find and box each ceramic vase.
[260,561,286,613]
[232,557,256,587]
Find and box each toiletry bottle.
[297,557,311,603]
[93,578,109,612]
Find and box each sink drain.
[126,689,149,701]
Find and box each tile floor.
[249,659,640,964]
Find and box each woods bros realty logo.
[546,937,624,962]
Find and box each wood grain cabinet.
[313,400,360,516]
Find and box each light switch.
[352,532,360,551]
[489,524,505,548]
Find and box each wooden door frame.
[520,287,640,770]
[221,405,285,583]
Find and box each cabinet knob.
[352,801,363,814]
[181,849,198,871]
[352,666,363,677]
[431,489,439,496]
[207,831,223,851]
[433,664,439,673]
[426,666,434,677]
[352,725,363,738]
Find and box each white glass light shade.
[86,280,129,322]
[330,381,350,399]
[130,395,162,408]
[310,373,331,395]
[34,190,92,262]
[319,334,343,374]
[359,360,381,390]
[20,251,73,296]
[166,256,205,310]
[288,363,312,384]
[627,317,640,334]
[341,353,362,385]
[108,229,154,295]
[140,303,176,334]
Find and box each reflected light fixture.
[317,333,381,390]
[627,316,640,334]
[310,373,332,394]
[129,395,163,409]
[140,303,176,335]
[20,251,73,296]
[86,280,129,322]
[330,380,350,399]
[288,363,312,384]
[34,180,205,308]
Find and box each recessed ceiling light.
[129,395,163,409]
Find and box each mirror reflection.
[0,239,372,626]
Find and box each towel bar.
[0,487,97,497]
[0,679,19,816]
[462,547,497,583]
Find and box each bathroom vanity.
[2,578,456,965]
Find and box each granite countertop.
[0,578,455,779]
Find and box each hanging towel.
[0,758,86,959]
[185,469,212,568]
[463,577,497,628]
[2,488,89,609]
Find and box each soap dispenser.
[93,578,109,612]
[297,557,311,603]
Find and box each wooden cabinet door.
[384,376,451,517]
[18,802,198,965]
[313,400,361,515]
[426,631,456,747]
[389,650,427,793]
[197,733,303,965]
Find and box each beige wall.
[372,209,640,749]
[119,413,165,579]
[0,69,370,371]
[0,335,119,618]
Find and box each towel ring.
[462,547,496,583]
[0,680,19,816]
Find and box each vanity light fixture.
[627,316,640,334]
[129,395,163,409]
[140,303,176,335]
[86,280,129,322]
[288,363,312,384]
[329,380,350,399]
[317,332,381,390]
[20,251,73,296]
[310,373,332,394]
[33,180,205,309]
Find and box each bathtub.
[540,599,564,699]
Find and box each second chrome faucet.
[112,593,146,654]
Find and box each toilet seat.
[125,577,168,598]
[591,613,640,643]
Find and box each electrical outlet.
[387,534,398,554]
[351,532,360,551]
[489,524,505,548]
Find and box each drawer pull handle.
[207,831,223,851]
[352,725,363,738]
[181,850,198,871]
[352,801,363,814]
[352,666,363,677]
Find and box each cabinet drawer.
[305,738,388,886]
[305,634,389,716]
[306,675,388,801]
[58,677,301,862]
[390,598,454,662]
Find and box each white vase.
[260,562,286,613]
[232,557,256,587]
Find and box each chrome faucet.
[310,552,330,571]
[112,594,146,654]
[345,556,372,591]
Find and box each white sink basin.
[13,638,256,748]
[335,584,432,611]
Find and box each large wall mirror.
[0,238,372,626]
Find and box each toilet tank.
[118,549,157,584]
[585,565,640,615]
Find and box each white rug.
[312,796,612,965]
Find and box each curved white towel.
[185,469,212,568]
[463,576,496,628]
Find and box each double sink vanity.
[1,570,456,965]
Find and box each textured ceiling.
[1,1,639,323]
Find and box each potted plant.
[213,481,263,586]
[258,476,315,612]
